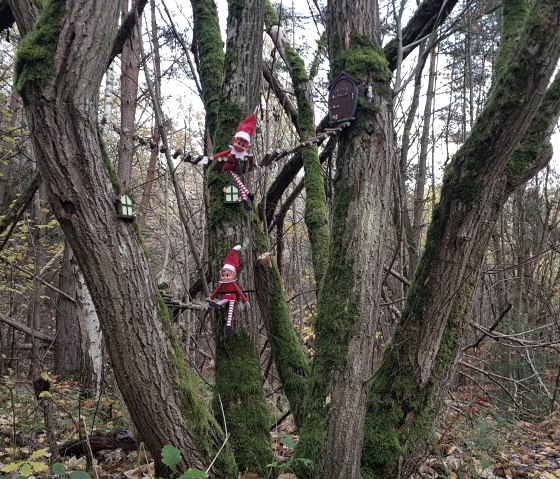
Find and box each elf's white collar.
[229,146,249,160]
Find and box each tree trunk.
[211,14,275,479]
[12,2,236,476]
[296,0,396,477]
[192,0,273,474]
[117,0,141,192]
[412,49,437,252]
[264,3,330,288]
[27,182,47,378]
[54,241,82,377]
[363,1,560,474]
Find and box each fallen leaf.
[124,462,155,479]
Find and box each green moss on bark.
[283,42,330,287]
[252,236,310,428]
[14,0,65,96]
[331,35,390,85]
[156,295,238,477]
[191,0,224,133]
[213,332,273,475]
[363,308,462,477]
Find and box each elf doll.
[201,113,257,211]
[207,245,250,336]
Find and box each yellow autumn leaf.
[29,460,49,472]
[30,448,48,459]
[543,473,556,479]
[450,473,458,479]
[1,462,20,473]
[554,469,560,478]
[19,462,33,477]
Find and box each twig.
[0,255,76,303]
[202,395,231,475]
[81,417,100,479]
[205,433,230,474]
[218,394,228,437]
[462,302,511,351]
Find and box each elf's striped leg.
[225,299,236,336]
[228,171,250,200]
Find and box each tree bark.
[12,1,236,477]
[363,0,560,475]
[295,0,397,477]
[191,0,273,475]
[117,0,141,192]
[54,241,82,377]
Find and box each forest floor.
[1,375,559,479]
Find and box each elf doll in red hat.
[207,245,250,336]
[201,113,257,211]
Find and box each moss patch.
[331,35,390,85]
[15,0,65,96]
[213,331,273,476]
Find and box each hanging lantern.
[328,73,359,124]
[223,185,240,204]
[116,194,135,221]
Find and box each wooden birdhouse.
[328,73,359,124]
[223,185,240,204]
[116,193,135,221]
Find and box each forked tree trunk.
[363,1,560,476]
[12,1,236,477]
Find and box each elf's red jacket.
[210,280,248,302]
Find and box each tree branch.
[107,0,149,69]
[384,0,459,71]
[0,312,54,343]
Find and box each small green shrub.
[161,444,209,479]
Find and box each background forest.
[1,0,560,478]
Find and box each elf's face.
[220,268,236,282]
[232,136,250,153]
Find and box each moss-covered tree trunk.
[12,1,237,477]
[363,1,560,476]
[295,0,397,477]
[192,0,274,475]
[252,213,310,428]
[264,1,330,288]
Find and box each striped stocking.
[226,299,236,328]
[228,171,250,201]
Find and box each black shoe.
[225,325,233,336]
[248,193,255,203]
[207,299,221,309]
[242,200,252,211]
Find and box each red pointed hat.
[222,245,241,272]
[234,113,256,143]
